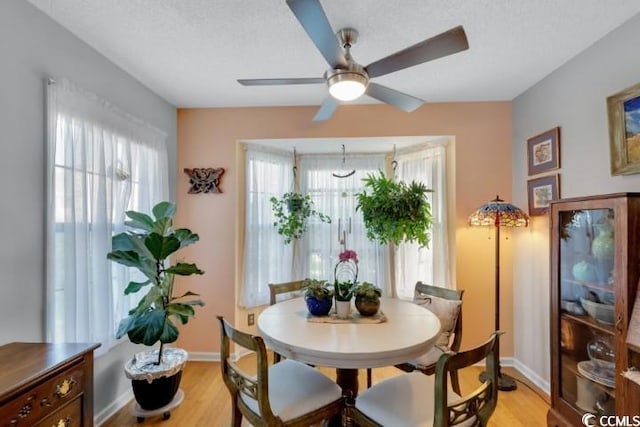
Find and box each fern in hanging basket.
[355,171,433,247]
[270,192,331,244]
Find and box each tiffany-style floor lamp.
[468,195,529,391]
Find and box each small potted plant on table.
[354,282,382,316]
[303,279,333,316]
[334,249,359,319]
[107,201,204,413]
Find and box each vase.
[305,296,332,316]
[355,297,380,316]
[335,300,351,319]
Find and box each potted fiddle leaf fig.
[270,192,331,244]
[356,171,434,248]
[107,201,204,411]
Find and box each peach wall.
[175,103,513,355]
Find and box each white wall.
[0,0,177,421]
[512,12,640,390]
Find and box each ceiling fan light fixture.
[326,67,368,101]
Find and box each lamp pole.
[470,195,528,392]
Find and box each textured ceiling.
[26,0,640,109]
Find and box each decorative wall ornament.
[184,167,225,194]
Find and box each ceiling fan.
[238,0,469,121]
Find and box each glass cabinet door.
[558,207,616,416]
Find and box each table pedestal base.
[336,368,359,397]
[328,368,359,427]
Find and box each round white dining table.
[258,296,441,397]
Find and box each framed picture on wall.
[527,174,560,216]
[607,81,640,175]
[527,127,560,176]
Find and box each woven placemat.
[306,311,387,324]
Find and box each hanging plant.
[355,171,433,247]
[270,192,331,244]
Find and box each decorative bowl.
[580,298,615,325]
[587,337,615,371]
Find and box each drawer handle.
[52,416,72,427]
[17,402,32,418]
[55,378,77,398]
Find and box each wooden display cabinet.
[548,193,640,426]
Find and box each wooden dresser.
[0,342,100,427]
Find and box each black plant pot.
[132,370,182,410]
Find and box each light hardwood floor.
[102,356,549,427]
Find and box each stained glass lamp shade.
[468,196,529,228]
[468,195,528,391]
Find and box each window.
[394,144,450,299]
[241,142,450,308]
[297,154,387,288]
[240,148,294,307]
[46,78,169,355]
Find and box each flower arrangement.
[334,249,359,302]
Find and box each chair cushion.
[355,372,476,427]
[414,292,461,347]
[240,359,342,422]
[407,345,446,369]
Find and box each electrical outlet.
[247,313,255,326]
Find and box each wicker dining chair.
[218,316,343,426]
[348,332,501,427]
[395,281,464,394]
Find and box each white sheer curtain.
[240,147,294,307]
[394,144,450,299]
[298,154,388,293]
[45,78,169,355]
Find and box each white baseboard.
[95,388,133,426]
[187,351,220,362]
[473,356,550,397]
[187,350,250,362]
[512,358,551,395]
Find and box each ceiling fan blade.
[286,0,347,68]
[365,25,469,78]
[313,96,339,122]
[366,83,423,112]
[238,78,325,86]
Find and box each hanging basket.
[355,171,433,248]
